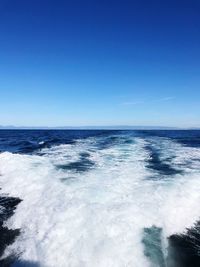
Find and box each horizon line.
[0,125,199,130]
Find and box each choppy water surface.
[0,130,200,267]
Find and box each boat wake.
[0,130,200,266]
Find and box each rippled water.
[0,130,200,267]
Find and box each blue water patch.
[0,130,123,154]
[134,130,200,148]
[6,260,40,266]
[57,152,94,173]
[1,129,200,154]
[144,144,182,177]
[142,226,166,267]
[93,134,134,151]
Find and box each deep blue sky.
[0,0,200,127]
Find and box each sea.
[0,129,200,267]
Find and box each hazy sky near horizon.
[0,0,200,127]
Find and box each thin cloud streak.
[157,96,175,102]
[121,101,145,106]
[121,96,175,106]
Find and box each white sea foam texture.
[0,136,200,267]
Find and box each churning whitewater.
[0,130,200,267]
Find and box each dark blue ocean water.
[1,129,200,153]
[0,130,200,267]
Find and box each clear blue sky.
[0,0,200,127]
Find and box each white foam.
[0,136,200,267]
[38,141,45,145]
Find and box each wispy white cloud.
[157,96,175,102]
[121,101,144,106]
[121,96,175,106]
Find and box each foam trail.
[0,135,200,266]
